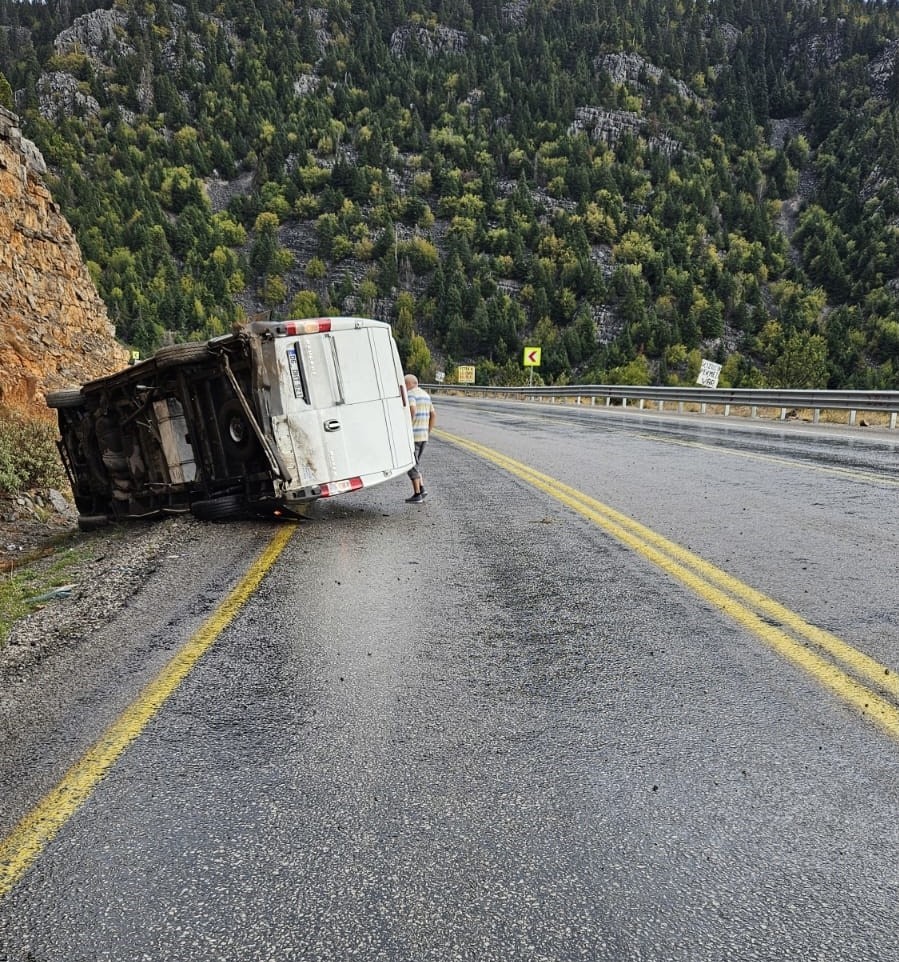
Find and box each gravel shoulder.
[0,510,200,674]
[0,501,291,837]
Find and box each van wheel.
[191,495,246,521]
[154,342,210,369]
[46,388,84,409]
[218,399,255,458]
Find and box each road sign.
[696,359,722,388]
[456,365,475,384]
[523,346,541,367]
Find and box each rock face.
[0,105,128,420]
[569,107,682,157]
[389,24,470,57]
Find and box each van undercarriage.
[50,332,296,528]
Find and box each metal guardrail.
[427,383,899,429]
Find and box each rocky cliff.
[0,105,127,420]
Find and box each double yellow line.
[0,522,297,901]
[440,430,899,739]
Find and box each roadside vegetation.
[0,409,65,495]
[0,408,76,645]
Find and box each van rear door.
[335,324,415,469]
[270,318,414,494]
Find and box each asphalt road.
[1,398,899,961]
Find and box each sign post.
[456,365,475,385]
[523,346,542,387]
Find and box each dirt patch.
[0,489,79,572]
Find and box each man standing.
[404,373,435,504]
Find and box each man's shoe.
[420,489,428,499]
[406,493,424,503]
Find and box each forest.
[2,0,899,389]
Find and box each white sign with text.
[697,359,722,388]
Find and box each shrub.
[0,409,65,494]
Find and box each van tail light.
[284,318,333,335]
[320,477,364,497]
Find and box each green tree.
[405,334,432,380]
[306,256,327,292]
[0,73,12,110]
[259,274,287,307]
[607,354,651,385]
[768,331,829,388]
[289,290,322,317]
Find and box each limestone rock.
[0,106,128,420]
[389,24,471,58]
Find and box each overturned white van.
[47,317,416,527]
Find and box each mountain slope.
[1,0,897,389]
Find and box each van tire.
[46,389,84,409]
[154,343,210,369]
[218,399,255,458]
[191,495,246,521]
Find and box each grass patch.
[0,539,88,648]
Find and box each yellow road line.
[0,522,297,902]
[439,430,899,739]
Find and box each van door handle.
[323,419,341,432]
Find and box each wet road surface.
[1,399,899,960]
